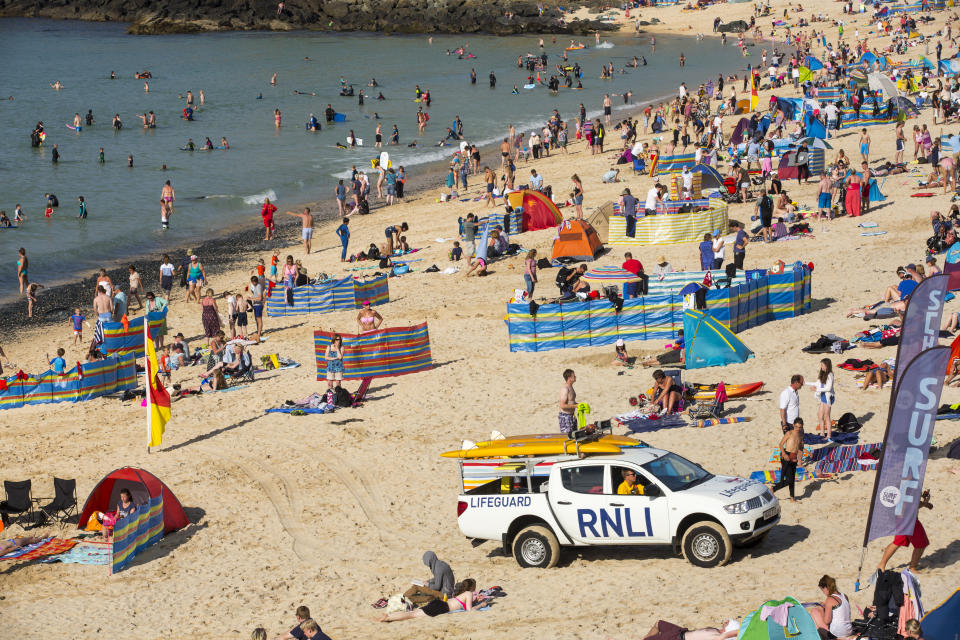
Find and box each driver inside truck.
[616,468,646,495]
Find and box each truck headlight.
[724,500,749,514]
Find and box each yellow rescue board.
[441,434,640,459]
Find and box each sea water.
[0,18,748,294]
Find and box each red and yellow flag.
[145,330,170,447]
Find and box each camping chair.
[0,480,37,528]
[351,377,373,407]
[38,478,78,526]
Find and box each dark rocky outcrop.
[0,0,615,35]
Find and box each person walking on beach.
[284,207,314,254]
[200,288,221,339]
[859,128,871,164]
[559,369,579,434]
[772,417,803,502]
[483,167,497,207]
[730,220,747,270]
[185,255,206,304]
[876,489,933,573]
[17,247,28,295]
[336,217,350,262]
[261,197,277,241]
[603,94,612,125]
[523,249,538,296]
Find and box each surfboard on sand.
[441,433,642,458]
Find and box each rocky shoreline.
[0,0,616,35]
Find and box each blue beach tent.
[805,55,824,71]
[683,309,754,369]
[921,588,960,640]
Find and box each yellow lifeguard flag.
[750,79,759,111]
[145,329,170,448]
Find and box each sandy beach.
[3,3,960,639]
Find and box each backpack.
[367,244,381,260]
[333,386,353,408]
[556,266,573,289]
[537,258,552,269]
[835,412,862,433]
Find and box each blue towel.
[620,414,689,433]
[803,432,859,445]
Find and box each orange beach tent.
[506,190,563,231]
[552,219,604,261]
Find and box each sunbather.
[642,619,740,640]
[862,359,896,390]
[0,535,45,556]
[378,579,479,622]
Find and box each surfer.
[184,138,195,151]
[202,137,214,150]
[347,129,357,147]
[221,137,229,149]
[325,104,336,122]
[72,113,82,129]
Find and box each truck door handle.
[609,503,624,507]
[557,501,572,505]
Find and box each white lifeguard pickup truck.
[454,445,780,568]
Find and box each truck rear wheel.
[513,525,560,569]
[681,521,732,568]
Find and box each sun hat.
[362,299,371,306]
[616,338,625,347]
[190,255,198,260]
[657,255,667,264]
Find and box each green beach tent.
[683,309,754,369]
[737,597,820,640]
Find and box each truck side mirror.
[644,484,662,498]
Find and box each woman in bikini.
[16,247,28,294]
[378,580,479,622]
[161,180,175,212]
[100,488,138,539]
[0,536,46,556]
[652,369,682,414]
[356,300,383,333]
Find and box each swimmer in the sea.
[50,80,63,90]
[72,113,82,128]
[221,137,229,149]
[270,72,278,85]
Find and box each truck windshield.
[642,452,712,491]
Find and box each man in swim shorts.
[93,285,114,322]
[284,207,315,254]
[559,369,579,434]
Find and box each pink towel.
[715,381,728,404]
[760,603,791,626]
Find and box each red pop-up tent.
[507,189,563,231]
[78,467,189,534]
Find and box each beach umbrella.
[868,72,899,99]
[797,137,832,150]
[580,265,642,285]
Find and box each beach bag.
[385,594,412,614]
[537,258,552,269]
[836,412,862,433]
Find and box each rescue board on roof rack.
[441,431,642,459]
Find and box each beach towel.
[617,413,689,433]
[265,406,337,415]
[41,540,110,565]
[860,231,888,236]
[1,537,77,562]
[750,466,818,484]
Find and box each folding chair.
[39,478,78,526]
[0,480,37,528]
[351,377,373,407]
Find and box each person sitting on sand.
[100,488,138,538]
[273,605,330,640]
[773,191,795,220]
[378,579,478,622]
[0,536,46,555]
[805,575,853,638]
[613,338,631,366]
[403,550,455,605]
[883,267,918,303]
[641,619,740,640]
[651,369,682,414]
[863,358,896,390]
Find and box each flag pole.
[144,317,151,454]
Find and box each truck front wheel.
[681,521,732,568]
[513,525,560,569]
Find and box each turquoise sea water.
[0,18,747,295]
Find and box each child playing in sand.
[270,250,280,282]
[250,258,266,279]
[614,338,630,366]
[449,241,462,261]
